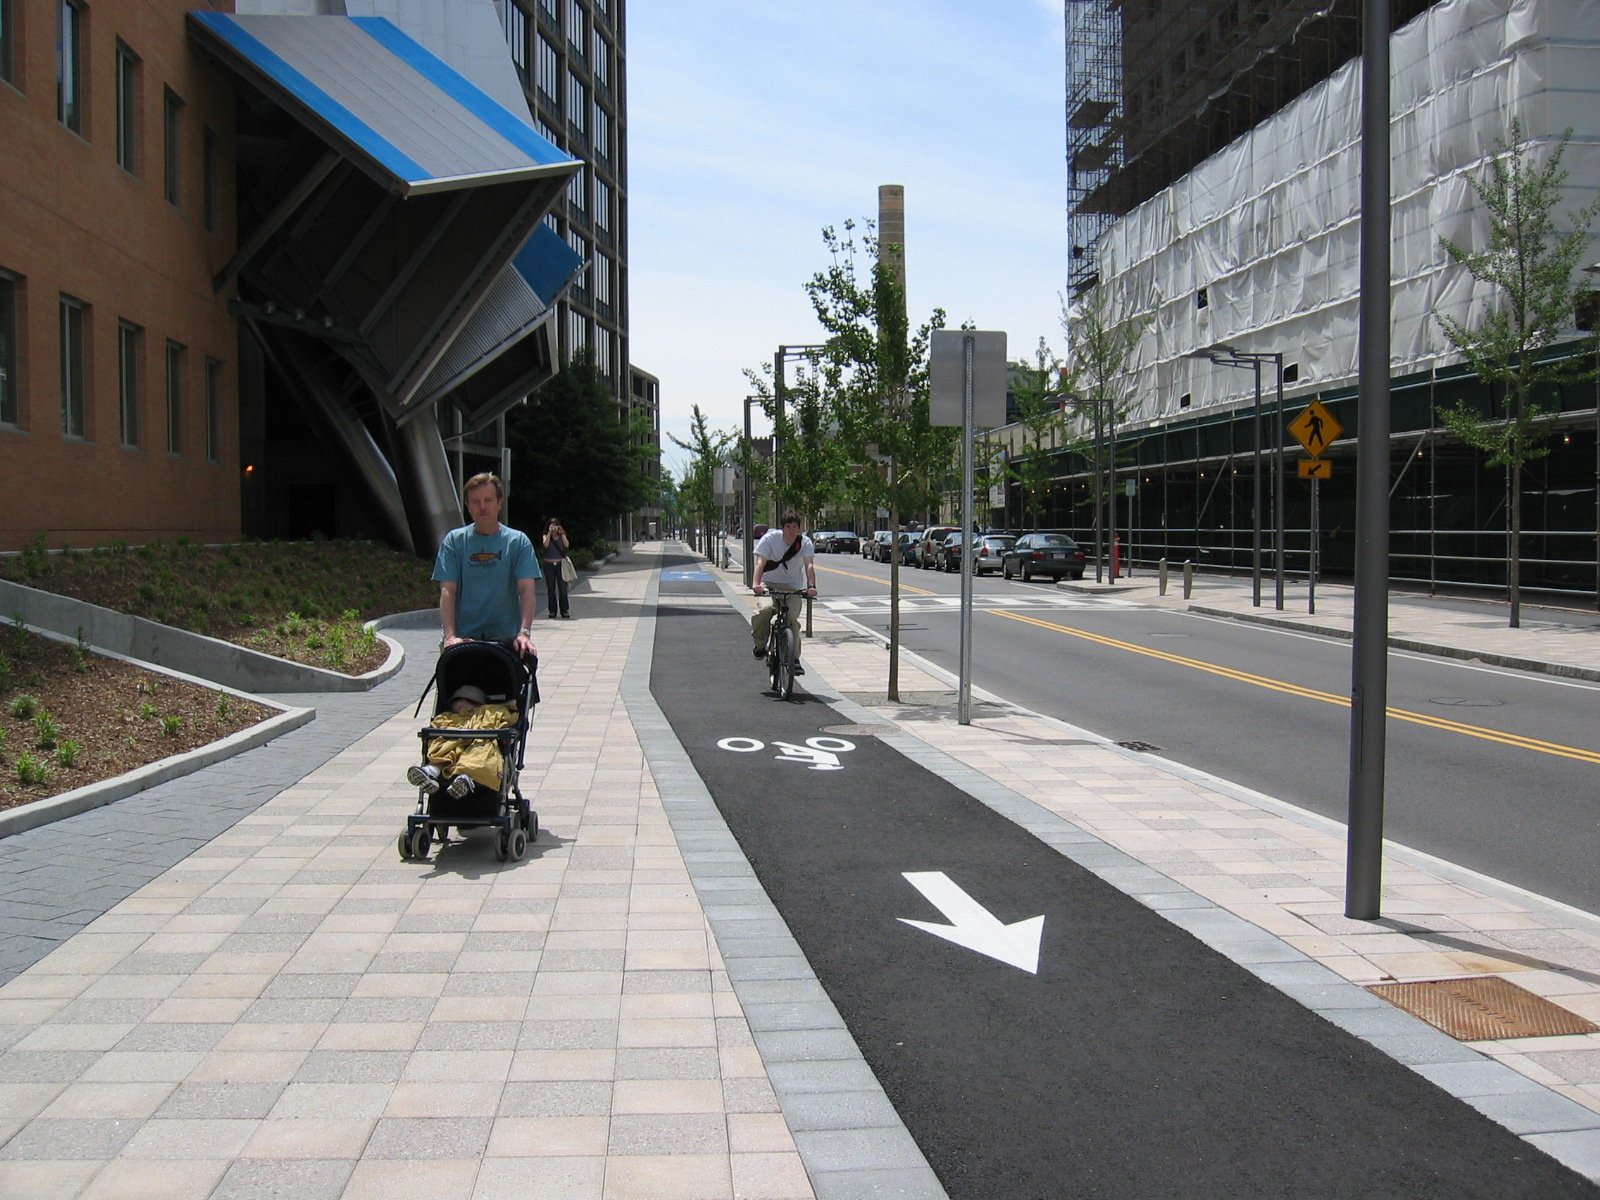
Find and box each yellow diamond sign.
[1288,400,1341,458]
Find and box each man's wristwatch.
[519,626,534,638]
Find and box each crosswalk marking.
[821,594,1139,613]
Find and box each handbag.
[560,557,577,584]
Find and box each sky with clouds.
[626,2,1069,477]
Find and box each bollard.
[1158,558,1169,596]
[1182,560,1194,599]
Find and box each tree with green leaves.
[1434,119,1600,627]
[668,404,733,562]
[744,360,844,534]
[1063,288,1151,576]
[805,218,952,698]
[1006,338,1086,528]
[506,351,655,549]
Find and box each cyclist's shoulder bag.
[763,538,803,569]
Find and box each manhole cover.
[1428,697,1505,708]
[1116,740,1163,753]
[1367,976,1600,1041]
[819,724,896,737]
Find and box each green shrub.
[55,740,80,768]
[33,709,57,749]
[19,533,50,579]
[8,694,38,719]
[161,715,182,737]
[589,538,617,560]
[15,752,49,785]
[138,701,158,720]
[569,548,595,571]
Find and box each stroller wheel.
[522,810,539,843]
[494,829,510,862]
[403,827,431,861]
[508,827,528,862]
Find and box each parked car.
[939,532,1014,573]
[829,531,860,555]
[972,533,1016,575]
[914,526,960,569]
[1001,532,1087,581]
[868,530,895,560]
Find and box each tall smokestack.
[878,184,906,294]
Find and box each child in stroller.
[407,684,516,800]
[399,640,539,863]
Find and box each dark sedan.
[1001,533,1087,581]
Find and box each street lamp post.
[742,394,760,588]
[1189,345,1286,609]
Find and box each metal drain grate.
[1116,740,1163,753]
[1367,976,1600,1041]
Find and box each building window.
[567,71,585,133]
[535,116,558,145]
[595,330,612,377]
[165,340,183,453]
[502,1,527,78]
[538,0,555,17]
[567,309,586,355]
[202,127,218,231]
[567,0,584,50]
[118,321,140,446]
[536,35,557,100]
[1,0,15,87]
[594,258,611,308]
[592,30,608,88]
[58,0,84,133]
[594,178,610,233]
[0,272,17,427]
[593,106,609,159]
[566,230,586,266]
[115,41,139,172]
[205,357,221,462]
[59,295,86,438]
[163,87,183,206]
[567,168,585,214]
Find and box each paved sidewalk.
[3,544,1600,1197]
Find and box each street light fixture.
[1188,344,1286,609]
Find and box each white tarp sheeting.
[1088,0,1600,428]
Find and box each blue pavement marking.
[661,569,713,582]
[0,626,442,986]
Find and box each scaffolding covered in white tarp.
[1089,0,1600,429]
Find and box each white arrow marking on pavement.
[897,872,1044,974]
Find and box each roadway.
[807,551,1600,916]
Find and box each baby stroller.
[399,640,539,863]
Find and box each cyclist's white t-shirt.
[754,530,815,589]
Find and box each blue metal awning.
[189,12,578,196]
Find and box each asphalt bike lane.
[649,560,1597,1199]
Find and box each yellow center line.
[991,609,1600,767]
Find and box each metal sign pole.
[959,335,975,726]
[1309,476,1319,615]
[1346,0,1392,920]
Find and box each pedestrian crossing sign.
[1288,400,1341,458]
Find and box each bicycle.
[756,585,807,700]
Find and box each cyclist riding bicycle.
[751,513,817,675]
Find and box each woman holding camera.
[541,519,573,619]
